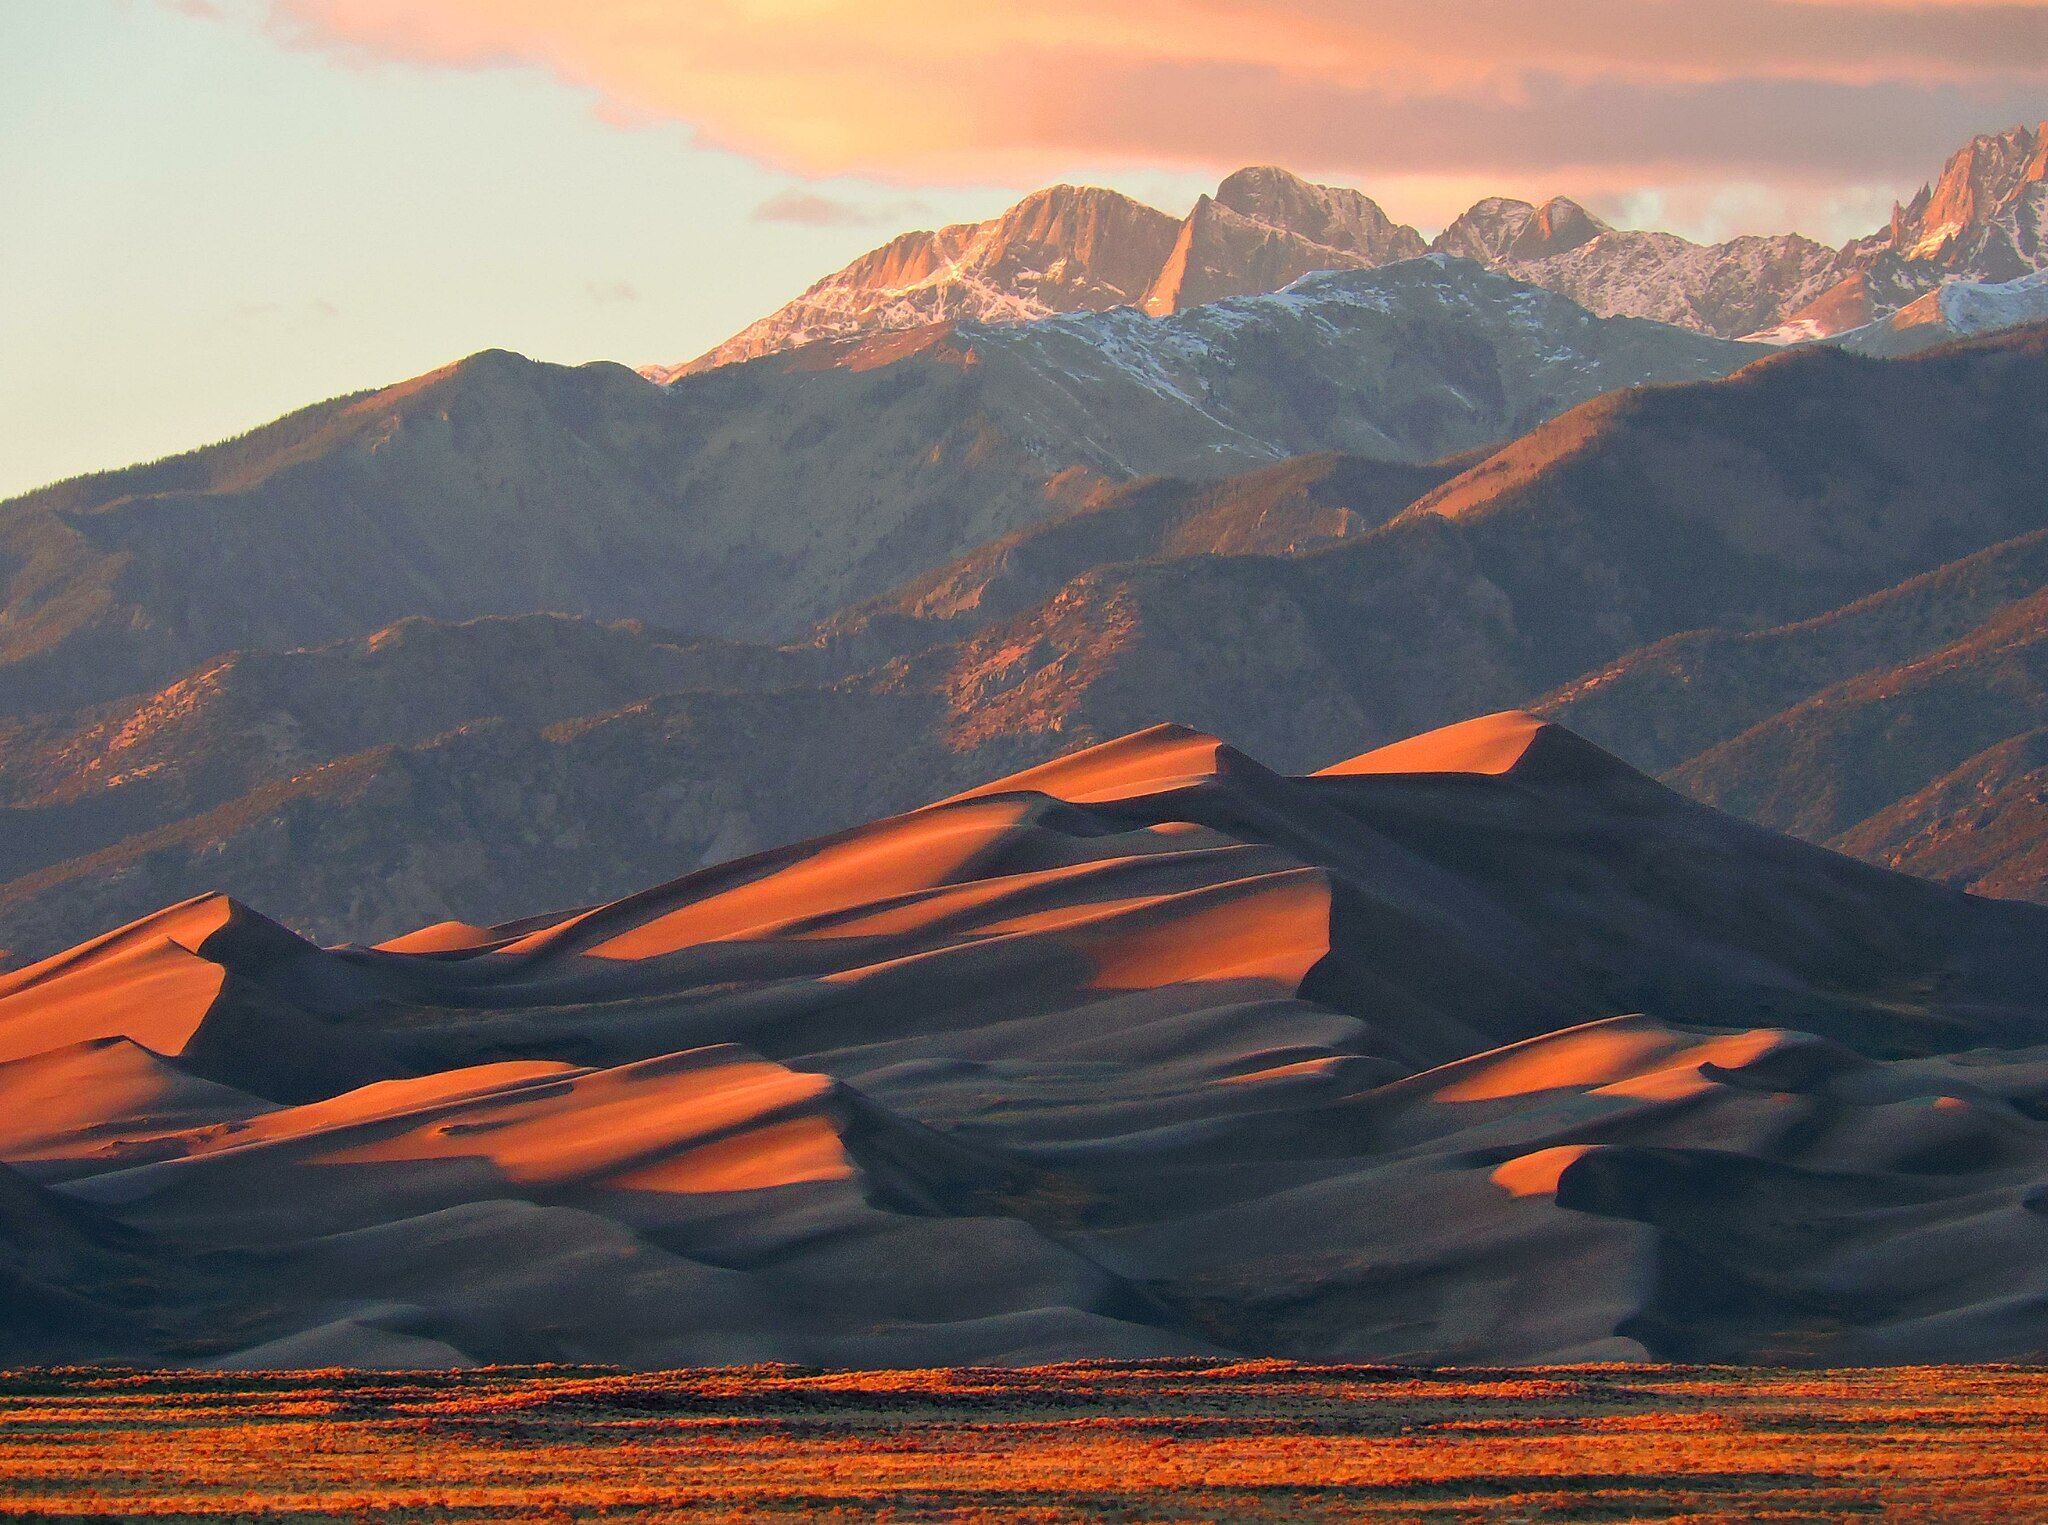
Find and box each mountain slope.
[0,678,982,965]
[0,262,1757,713]
[1835,270,2048,356]
[1605,583,2048,908]
[1668,589,2048,843]
[2,326,2044,961]
[1837,729,2048,900]
[5,714,2048,1367]
[879,326,2048,771]
[1533,525,2048,775]
[940,258,1759,474]
[1507,229,1840,338]
[820,451,1471,652]
[0,613,759,890]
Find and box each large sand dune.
[4,713,2048,1366]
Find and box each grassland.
[0,1361,2043,1521]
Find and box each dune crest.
[944,723,1234,805]
[371,921,505,955]
[1491,1144,1601,1198]
[1317,711,1581,778]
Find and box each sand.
[4,711,2048,1367]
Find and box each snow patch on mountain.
[1831,269,2048,355]
[1936,267,2048,332]
[946,258,1759,473]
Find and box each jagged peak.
[1215,164,1315,197]
[1885,121,2048,263]
[1506,198,1611,261]
[1536,195,1607,228]
[999,181,1168,221]
[1210,166,1423,261]
[1464,195,1538,216]
[1432,197,1540,263]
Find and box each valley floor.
[0,1362,2042,1521]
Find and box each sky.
[3,0,2044,501]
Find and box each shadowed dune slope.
[4,714,2048,1368]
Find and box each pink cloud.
[752,191,933,228]
[258,0,2048,197]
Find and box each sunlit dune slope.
[3,712,2048,1369]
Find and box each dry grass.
[1,1360,2044,1521]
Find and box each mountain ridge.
[660,123,2048,374]
[2,324,2042,964]
[0,259,1757,716]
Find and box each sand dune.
[0,894,239,1063]
[3,712,2047,1367]
[372,920,504,954]
[0,1037,272,1170]
[1315,709,1557,777]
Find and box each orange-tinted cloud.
[258,0,2048,191]
[752,191,933,228]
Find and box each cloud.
[751,191,932,228]
[246,1,2048,220]
[233,296,340,322]
[585,280,640,304]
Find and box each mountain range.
[1,321,2043,964]
[664,121,2046,373]
[8,117,2048,1374]
[7,711,2048,1367]
[0,258,1756,718]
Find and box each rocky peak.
[1432,197,1539,264]
[1432,196,1606,265]
[1139,172,1430,316]
[1212,165,1426,265]
[1778,121,2048,340]
[1141,195,1305,314]
[1506,197,1609,261]
[970,184,1183,306]
[1888,122,2046,262]
[677,184,1179,373]
[1431,195,1825,338]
